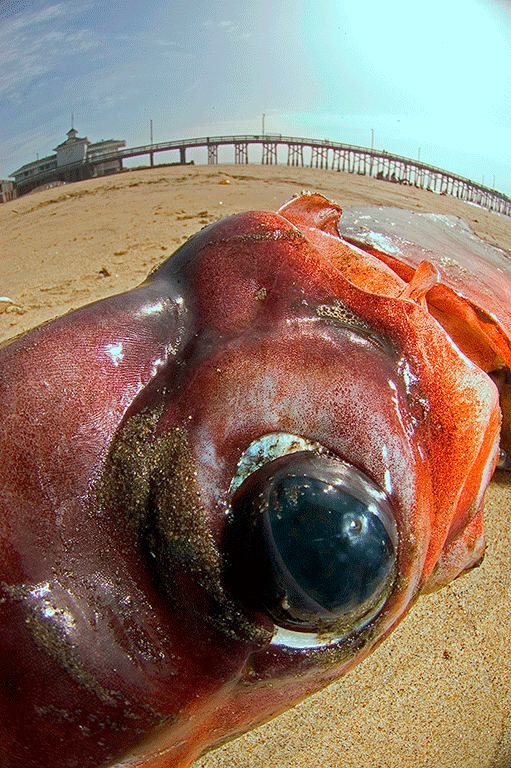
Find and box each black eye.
[225,451,398,634]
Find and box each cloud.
[1,117,67,177]
[1,3,68,32]
[202,17,251,42]
[85,68,142,112]
[0,2,103,101]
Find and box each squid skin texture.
[0,193,505,768]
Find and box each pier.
[14,134,511,217]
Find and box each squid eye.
[225,451,398,634]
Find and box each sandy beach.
[1,164,511,768]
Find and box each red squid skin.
[0,193,506,767]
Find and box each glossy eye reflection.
[225,450,398,634]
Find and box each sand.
[1,164,511,768]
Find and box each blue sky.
[1,0,510,194]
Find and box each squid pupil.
[267,476,394,618]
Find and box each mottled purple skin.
[0,194,501,767]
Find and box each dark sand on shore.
[1,164,511,768]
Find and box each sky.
[1,0,511,194]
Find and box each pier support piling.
[234,143,248,164]
[207,142,218,164]
[262,142,277,164]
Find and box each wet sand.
[1,164,511,768]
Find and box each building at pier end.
[10,127,126,196]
